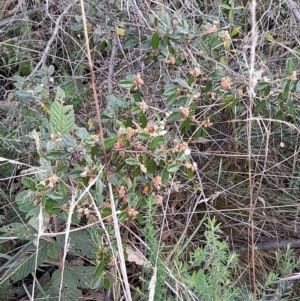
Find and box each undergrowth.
[1,0,300,300]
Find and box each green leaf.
[15,190,35,213]
[47,269,81,301]
[285,58,295,75]
[54,86,65,101]
[167,162,181,173]
[188,75,195,86]
[151,32,160,49]
[103,277,111,289]
[254,100,265,113]
[119,80,134,88]
[180,117,191,134]
[50,100,74,134]
[219,3,231,9]
[133,165,141,177]
[187,168,194,179]
[92,260,105,287]
[21,177,36,191]
[13,241,48,282]
[136,213,144,223]
[161,168,169,182]
[166,111,180,123]
[125,158,139,166]
[45,151,68,160]
[48,65,55,76]
[91,228,101,246]
[147,159,157,174]
[150,137,158,150]
[15,89,32,103]
[230,26,241,37]
[281,82,290,100]
[264,84,270,96]
[47,241,60,262]
[74,266,101,289]
[104,136,118,150]
[140,113,147,128]
[153,17,158,27]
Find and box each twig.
[247,1,259,298]
[27,0,77,79]
[0,6,44,28]
[107,34,118,95]
[285,0,300,25]
[79,1,132,300]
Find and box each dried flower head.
[127,207,139,217]
[166,56,176,65]
[204,26,216,35]
[180,106,190,117]
[202,118,213,128]
[220,77,232,90]
[152,176,162,190]
[190,67,201,77]
[237,88,243,96]
[140,100,148,112]
[155,195,163,205]
[117,186,126,198]
[133,73,144,90]
[114,139,124,149]
[45,175,59,189]
[144,123,155,134]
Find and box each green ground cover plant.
[1,0,300,300]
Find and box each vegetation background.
[1,0,300,300]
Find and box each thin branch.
[27,0,77,79]
[79,0,132,300]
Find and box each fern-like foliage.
[50,87,75,134]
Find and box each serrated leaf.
[21,177,36,191]
[15,190,35,213]
[13,241,48,282]
[167,162,181,173]
[50,100,74,134]
[74,266,101,289]
[47,269,82,301]
[47,241,60,262]
[151,32,160,49]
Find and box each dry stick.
[248,1,259,298]
[0,6,44,27]
[26,0,77,80]
[79,1,132,301]
[107,34,118,95]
